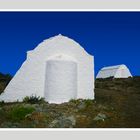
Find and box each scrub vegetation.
[23,95,45,104]
[0,73,12,94]
[0,73,140,128]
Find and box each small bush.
[69,99,78,104]
[0,100,5,106]
[84,99,94,107]
[69,99,83,105]
[23,95,45,104]
[7,106,35,122]
[69,99,94,107]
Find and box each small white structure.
[96,64,132,79]
[0,34,94,103]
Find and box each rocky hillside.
[95,77,140,128]
[0,73,140,128]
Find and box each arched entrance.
[44,55,77,103]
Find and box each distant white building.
[96,64,132,79]
[0,34,94,104]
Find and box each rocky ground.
[0,73,140,128]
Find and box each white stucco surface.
[45,59,77,103]
[96,64,132,79]
[0,34,94,103]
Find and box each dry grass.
[0,73,140,128]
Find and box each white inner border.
[0,10,140,133]
[0,9,140,11]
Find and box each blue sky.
[0,12,140,76]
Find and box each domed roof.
[28,34,92,57]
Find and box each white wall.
[0,35,94,103]
[44,59,77,103]
[115,65,132,78]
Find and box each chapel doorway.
[44,58,77,103]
